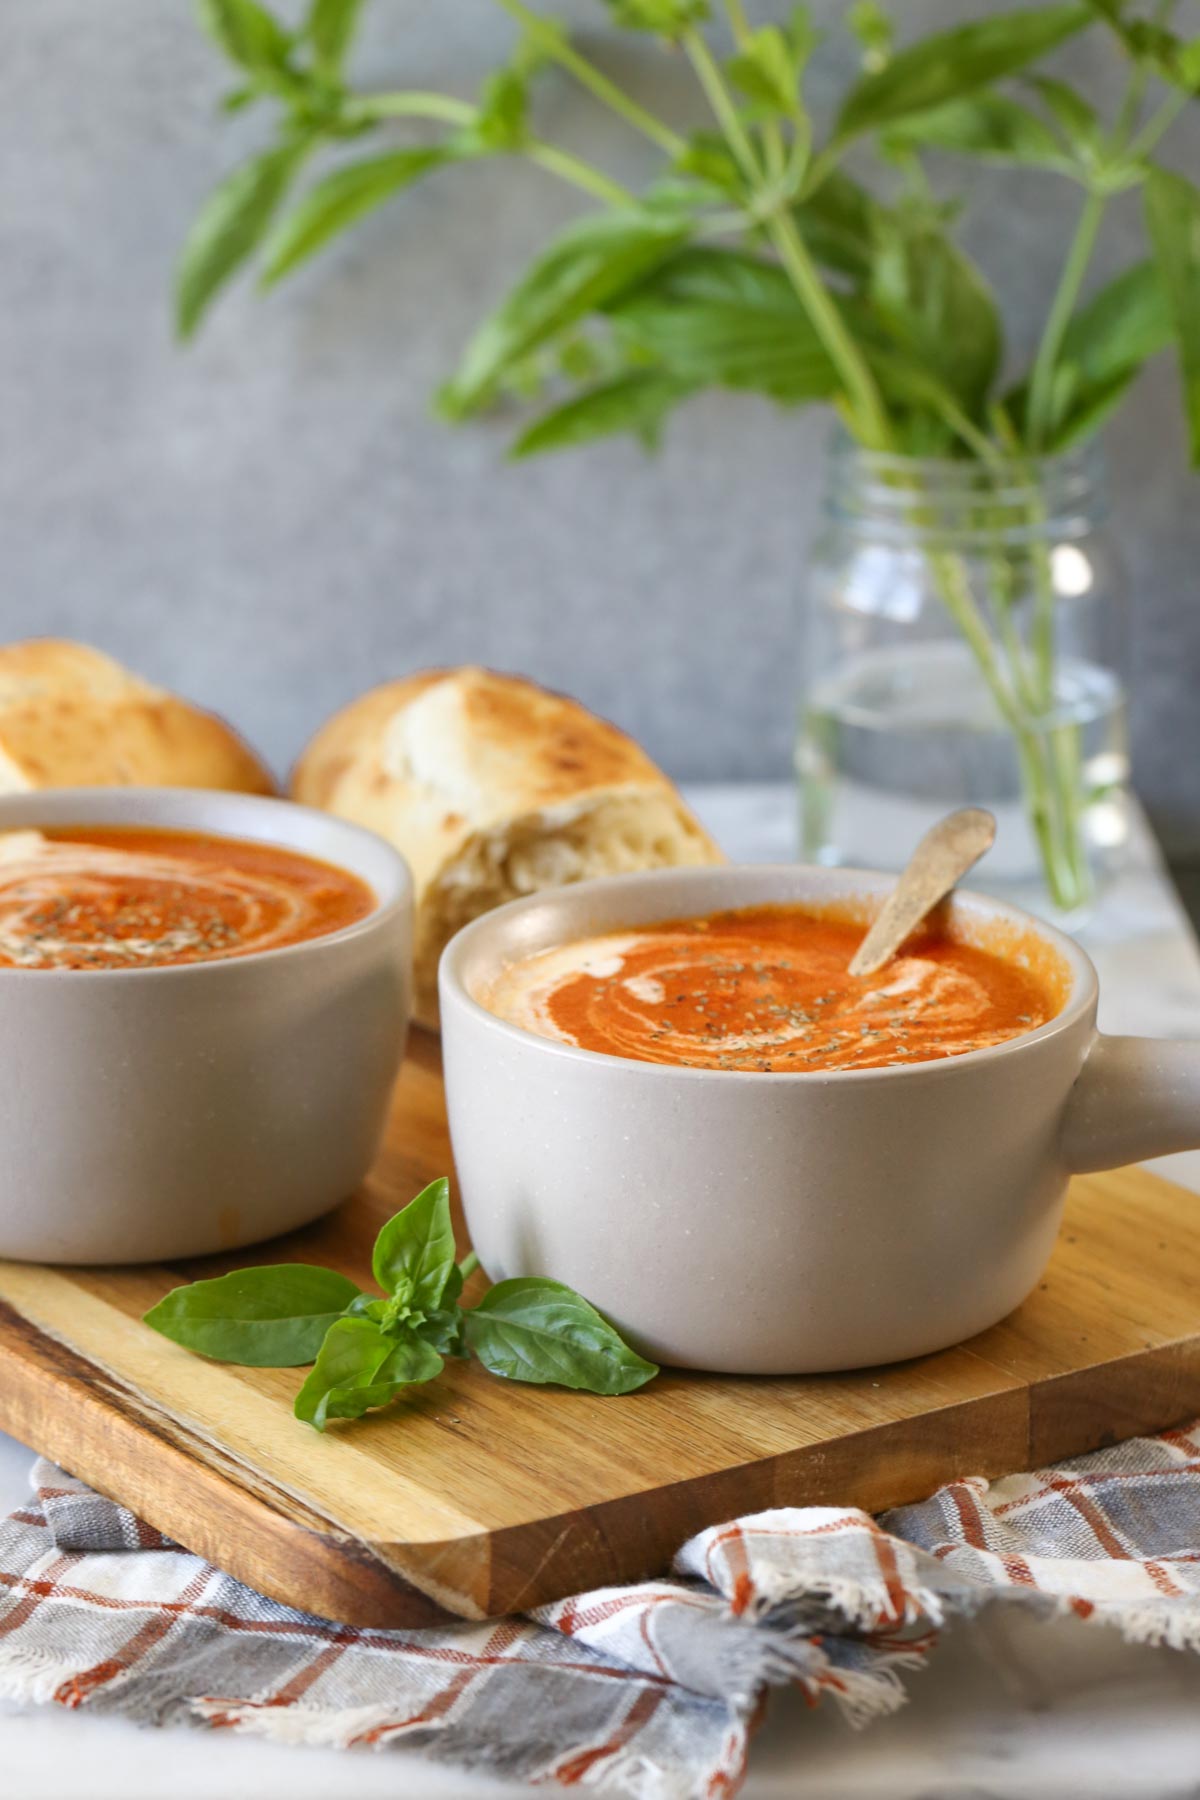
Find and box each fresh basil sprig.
[142,1262,361,1366]
[180,0,1200,465]
[143,1177,658,1429]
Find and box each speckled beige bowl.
[0,787,412,1264]
[441,865,1200,1374]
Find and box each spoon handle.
[848,808,997,978]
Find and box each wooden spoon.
[848,807,997,979]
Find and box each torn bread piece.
[291,667,724,1027]
[0,640,275,795]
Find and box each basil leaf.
[440,1261,465,1309]
[198,0,293,79]
[792,170,875,280]
[305,0,365,79]
[864,209,1000,415]
[1037,369,1136,452]
[343,1292,388,1321]
[1060,261,1171,387]
[857,340,981,449]
[728,24,811,120]
[1025,75,1103,155]
[469,69,530,153]
[417,1306,468,1359]
[835,6,1090,142]
[671,133,745,203]
[439,209,691,419]
[1004,260,1171,449]
[262,147,455,285]
[603,0,709,34]
[512,371,695,458]
[1145,164,1200,464]
[618,244,806,314]
[886,94,1072,171]
[1085,4,1200,94]
[371,1177,458,1311]
[176,137,312,338]
[143,1264,362,1366]
[294,1317,443,1429]
[464,1278,659,1395]
[1160,36,1200,96]
[609,248,838,400]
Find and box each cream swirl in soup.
[480,904,1063,1072]
[0,826,373,970]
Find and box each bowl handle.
[1060,1033,1200,1173]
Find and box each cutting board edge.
[0,1298,469,1627]
[1024,1335,1200,1466]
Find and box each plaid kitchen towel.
[2,1423,1200,1799]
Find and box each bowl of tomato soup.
[440,865,1200,1374]
[0,788,412,1264]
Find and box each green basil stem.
[798,144,841,202]
[682,27,762,183]
[928,391,1006,468]
[722,0,752,38]
[989,409,1064,714]
[489,0,687,159]
[944,532,1093,910]
[347,92,635,208]
[1112,34,1153,143]
[1028,530,1095,906]
[1004,526,1095,908]
[680,23,891,449]
[987,529,1094,906]
[991,415,1095,906]
[721,0,787,182]
[1116,0,1182,155]
[926,545,1023,737]
[924,542,1091,912]
[345,92,477,127]
[768,210,893,450]
[457,1250,479,1281]
[524,145,635,209]
[1025,190,1106,451]
[987,546,1042,718]
[1125,86,1190,162]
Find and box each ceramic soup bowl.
[440,865,1200,1374]
[0,787,412,1264]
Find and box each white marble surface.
[4,784,1200,1799]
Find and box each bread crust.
[0,640,275,795]
[292,666,724,1025]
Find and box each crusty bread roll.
[0,640,275,795]
[292,667,724,1027]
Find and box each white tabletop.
[5,784,1200,1799]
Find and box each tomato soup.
[0,826,374,970]
[481,904,1064,1072]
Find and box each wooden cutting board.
[2,1031,1199,1626]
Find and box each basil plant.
[179,0,1200,909]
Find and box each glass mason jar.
[796,437,1129,917]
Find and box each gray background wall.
[2,2,1198,846]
